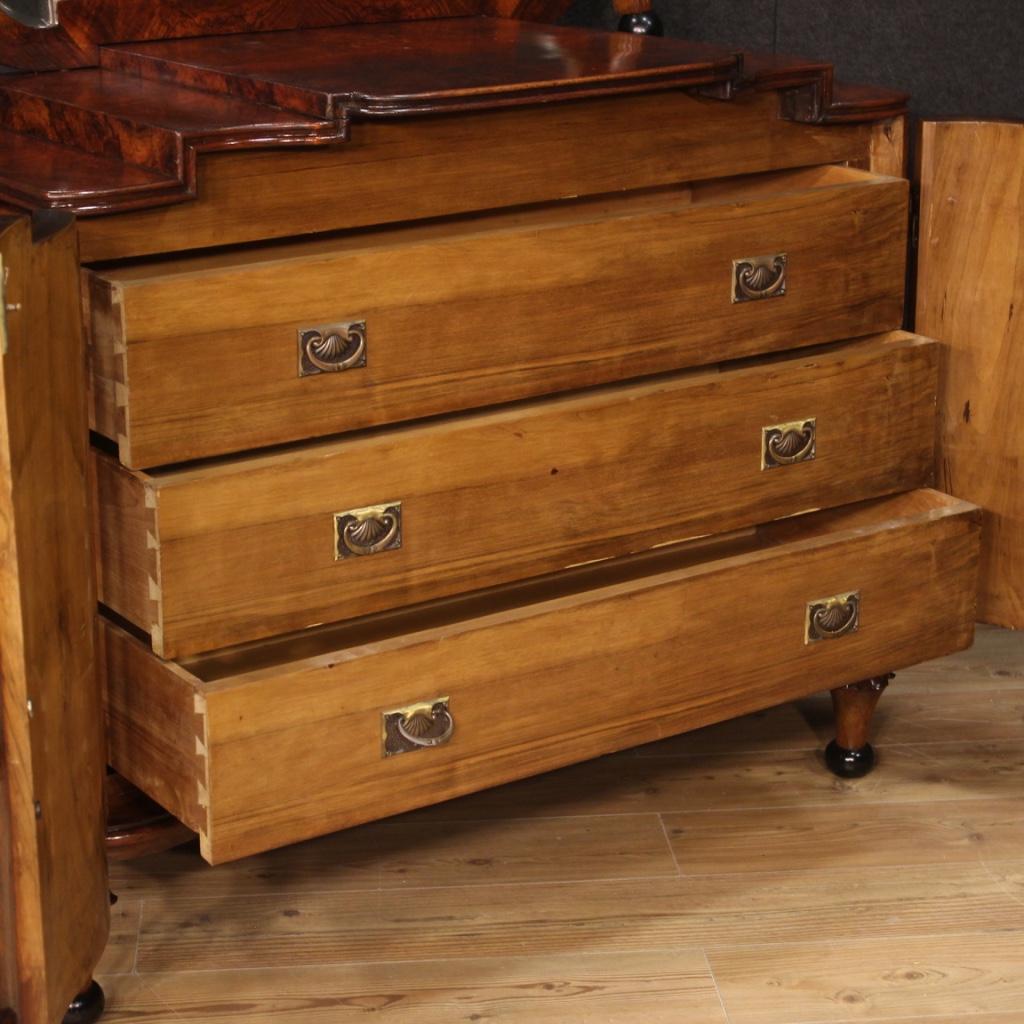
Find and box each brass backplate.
[382,697,453,758]
[733,253,788,303]
[334,502,402,560]
[805,591,861,644]
[298,319,367,377]
[762,418,816,470]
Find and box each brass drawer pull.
[762,418,816,469]
[298,320,367,377]
[334,502,402,559]
[733,253,787,303]
[383,698,454,757]
[806,591,860,644]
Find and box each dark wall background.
[565,0,1024,121]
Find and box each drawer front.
[94,333,937,658]
[87,164,907,468]
[102,490,980,864]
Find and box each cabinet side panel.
[917,120,1024,628]
[0,214,108,1022]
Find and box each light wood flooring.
[101,625,1024,1023]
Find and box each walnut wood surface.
[0,16,907,218]
[76,90,881,263]
[102,489,980,863]
[94,332,936,659]
[0,214,108,1023]
[0,0,576,71]
[916,121,1024,630]
[87,164,908,467]
[102,19,738,119]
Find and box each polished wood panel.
[0,214,108,1023]
[0,68,344,179]
[103,489,979,863]
[102,19,738,119]
[88,165,908,467]
[94,333,935,657]
[917,120,1024,629]
[0,0,560,71]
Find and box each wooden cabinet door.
[917,120,1024,629]
[0,212,108,1023]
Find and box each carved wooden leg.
[614,1,664,35]
[825,674,893,778]
[62,981,104,1024]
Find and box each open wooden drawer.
[85,163,908,468]
[102,488,980,864]
[94,332,938,658]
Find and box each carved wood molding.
[0,17,908,217]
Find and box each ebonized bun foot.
[825,739,876,779]
[63,981,104,1024]
[617,12,664,35]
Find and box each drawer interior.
[103,489,980,864]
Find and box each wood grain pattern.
[88,165,908,468]
[108,812,678,897]
[0,1,520,71]
[132,861,1021,970]
[916,120,1024,629]
[101,19,739,120]
[0,214,108,1023]
[76,89,879,263]
[709,932,1024,1023]
[95,333,935,656]
[104,489,979,863]
[399,740,1024,823]
[104,952,729,1023]
[665,796,1024,875]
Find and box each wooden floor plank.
[100,951,728,1023]
[797,689,1024,744]
[709,932,1024,1023]
[132,861,1024,972]
[894,624,1024,691]
[634,703,820,757]
[392,741,1024,823]
[109,813,678,897]
[664,797,1024,874]
[94,897,142,976]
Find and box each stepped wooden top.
[0,13,909,218]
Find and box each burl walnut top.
[0,7,908,217]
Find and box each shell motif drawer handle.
[733,253,787,303]
[762,418,816,470]
[806,591,860,644]
[383,698,454,758]
[334,502,402,560]
[298,320,367,377]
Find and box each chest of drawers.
[0,5,984,1022]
